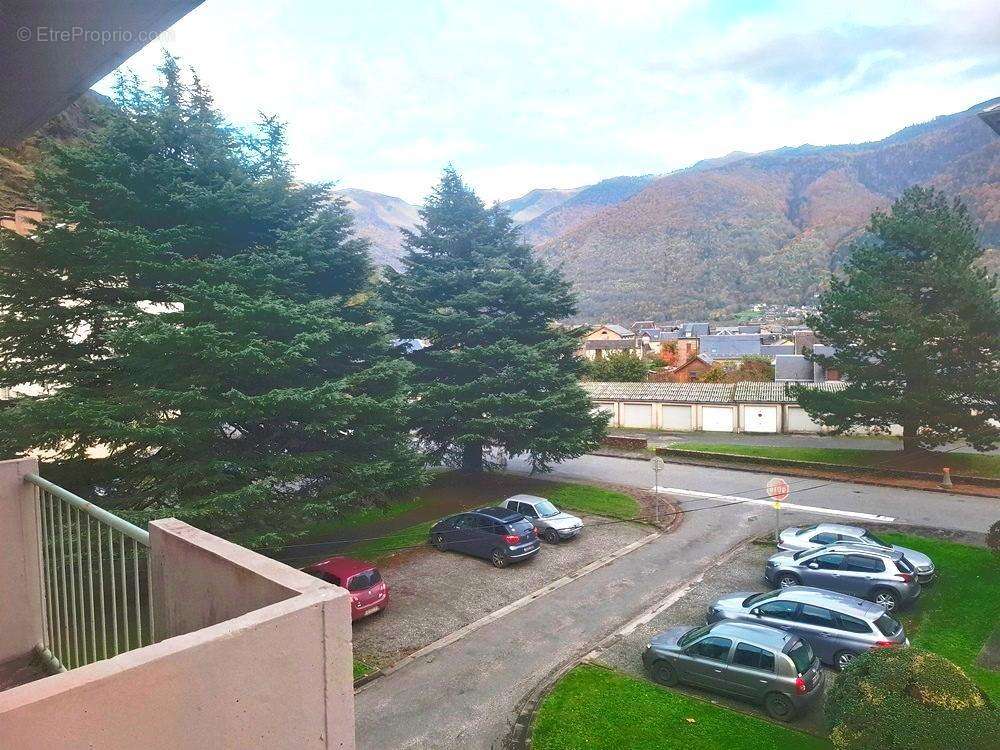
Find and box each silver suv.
[765,542,920,612]
[777,523,936,584]
[708,586,908,670]
[642,620,824,721]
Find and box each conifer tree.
[383,166,606,472]
[0,55,421,544]
[796,187,1000,452]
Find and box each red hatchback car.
[304,556,388,621]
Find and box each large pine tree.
[0,56,421,544]
[383,166,606,472]
[796,187,1000,452]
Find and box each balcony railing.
[26,474,153,672]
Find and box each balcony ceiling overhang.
[0,0,203,145]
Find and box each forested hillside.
[537,98,1000,321]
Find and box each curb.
[503,537,754,749]
[353,668,383,689]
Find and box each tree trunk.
[901,421,922,453]
[461,441,484,473]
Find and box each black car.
[429,507,540,568]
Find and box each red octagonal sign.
[766,477,790,503]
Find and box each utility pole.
[651,456,664,524]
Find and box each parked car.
[642,620,824,721]
[303,556,388,621]
[764,542,920,612]
[707,586,908,670]
[500,494,583,543]
[429,507,540,568]
[777,523,936,583]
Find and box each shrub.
[825,647,997,750]
[987,520,1000,555]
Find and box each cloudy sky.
[98,0,1000,204]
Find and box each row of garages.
[584,381,848,434]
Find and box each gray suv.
[777,523,936,584]
[642,620,824,721]
[708,586,908,670]
[765,543,920,612]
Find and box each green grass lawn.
[673,442,1000,478]
[543,483,639,520]
[533,664,831,750]
[881,532,1000,700]
[346,520,435,560]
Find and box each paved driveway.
[353,514,650,670]
[354,454,994,749]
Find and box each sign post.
[766,477,790,543]
[651,456,665,525]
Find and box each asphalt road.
[354,454,997,749]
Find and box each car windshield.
[742,591,779,607]
[861,531,890,547]
[875,614,901,637]
[678,625,712,647]
[786,641,815,675]
[792,549,812,560]
[535,500,559,517]
[347,569,381,592]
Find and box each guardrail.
[26,474,153,672]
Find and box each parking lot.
[352,513,653,670]
[592,540,831,735]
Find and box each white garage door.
[702,406,735,432]
[622,403,653,429]
[593,402,616,426]
[661,404,693,431]
[743,405,779,433]
[786,406,821,433]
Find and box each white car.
[777,523,936,584]
[501,494,583,543]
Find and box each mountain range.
[3,94,997,322]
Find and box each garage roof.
[734,382,848,403]
[582,382,736,404]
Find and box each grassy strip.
[544,483,639,520]
[353,659,374,680]
[882,532,1000,701]
[673,442,1000,478]
[346,520,435,560]
[533,665,831,750]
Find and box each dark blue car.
[430,507,540,568]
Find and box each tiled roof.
[734,381,847,403]
[597,323,634,337]
[775,354,814,381]
[582,381,736,403]
[583,380,847,404]
[698,334,763,359]
[761,344,795,357]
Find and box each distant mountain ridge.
[334,188,419,269]
[535,97,1000,322]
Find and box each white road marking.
[654,486,895,522]
[362,530,662,688]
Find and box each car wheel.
[763,692,796,722]
[835,651,858,671]
[650,661,678,687]
[491,549,507,569]
[872,588,900,612]
[777,573,800,589]
[544,528,560,544]
[432,533,447,551]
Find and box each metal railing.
[26,473,154,673]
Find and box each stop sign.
[766,477,790,502]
